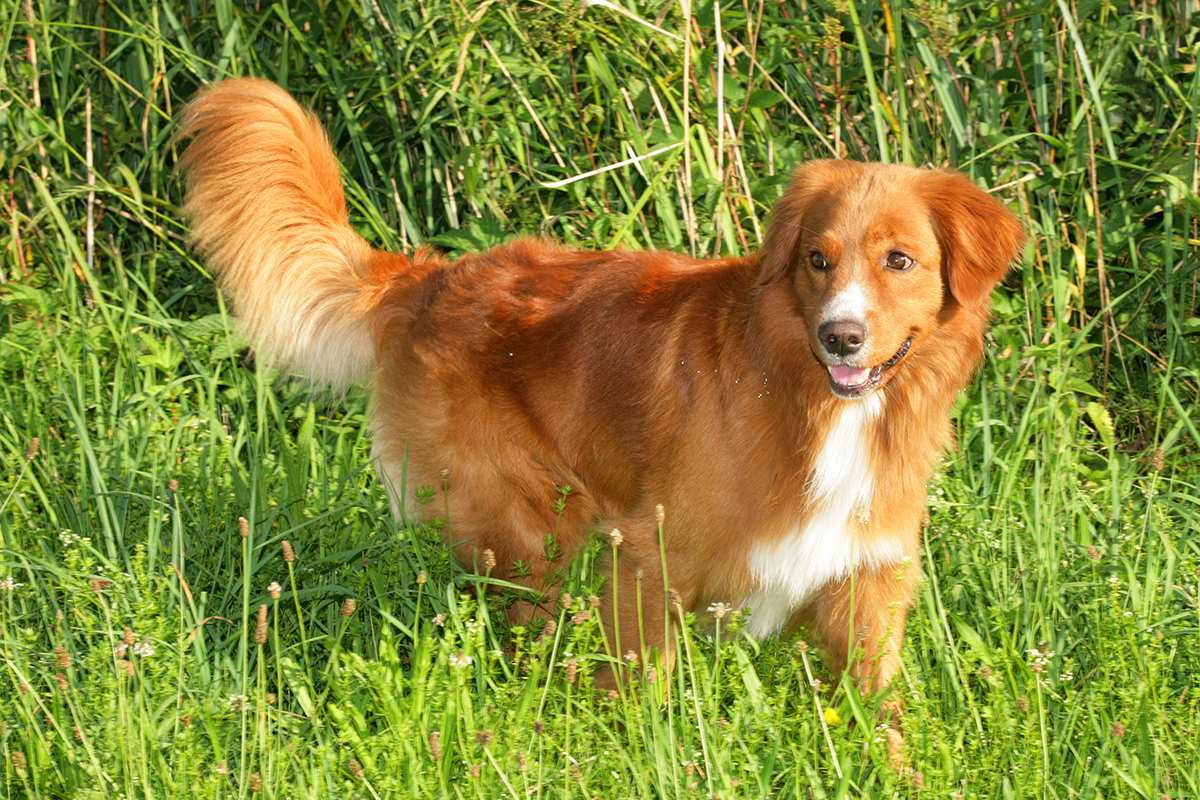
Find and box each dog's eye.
[809,252,831,271]
[885,251,914,271]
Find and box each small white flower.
[113,643,128,658]
[267,581,282,599]
[432,613,446,627]
[608,528,624,547]
[707,602,731,620]
[0,577,22,592]
[132,640,155,658]
[448,651,473,669]
[1026,647,1055,673]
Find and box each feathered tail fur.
[178,78,379,388]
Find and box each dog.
[179,78,1024,707]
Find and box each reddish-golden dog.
[180,79,1024,708]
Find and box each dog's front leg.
[808,555,921,765]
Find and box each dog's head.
[758,160,1025,399]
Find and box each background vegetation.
[1,0,1198,796]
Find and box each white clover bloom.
[0,577,22,592]
[448,651,473,669]
[707,602,731,620]
[132,640,155,658]
[1026,647,1055,673]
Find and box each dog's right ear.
[757,160,859,287]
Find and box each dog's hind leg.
[592,512,697,690]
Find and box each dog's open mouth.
[827,338,912,398]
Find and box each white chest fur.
[741,394,904,637]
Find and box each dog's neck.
[740,274,992,493]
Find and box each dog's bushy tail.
[179,78,381,388]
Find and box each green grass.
[2,0,1199,796]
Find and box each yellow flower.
[823,707,840,725]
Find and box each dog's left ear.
[921,170,1025,307]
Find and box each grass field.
[2,1,1199,797]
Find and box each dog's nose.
[818,320,866,357]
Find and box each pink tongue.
[829,365,870,386]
